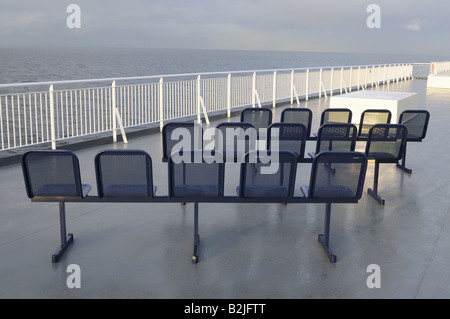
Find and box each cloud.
[0,1,449,55]
[405,19,425,31]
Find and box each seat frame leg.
[52,201,73,263]
[192,202,200,263]
[318,203,337,263]
[368,161,385,205]
[396,142,412,174]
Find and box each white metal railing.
[430,61,450,74]
[411,63,432,79]
[0,63,415,152]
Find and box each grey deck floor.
[1,78,449,299]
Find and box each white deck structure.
[329,90,418,124]
[427,73,450,88]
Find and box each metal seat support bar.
[396,143,412,174]
[52,202,73,263]
[368,160,385,205]
[192,202,200,264]
[318,203,337,263]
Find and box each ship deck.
[1,78,449,300]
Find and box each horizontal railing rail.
[0,63,417,152]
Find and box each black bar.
[368,161,385,205]
[396,142,412,173]
[52,202,74,263]
[31,195,358,205]
[192,202,200,264]
[318,203,337,263]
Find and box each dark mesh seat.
[267,123,307,162]
[365,124,408,205]
[168,150,225,199]
[399,110,430,141]
[320,108,352,125]
[300,151,367,263]
[168,149,225,263]
[308,123,357,158]
[358,109,392,138]
[280,108,313,137]
[21,150,91,198]
[301,151,367,200]
[240,107,272,138]
[238,150,298,198]
[396,110,430,173]
[162,122,203,162]
[216,122,257,162]
[21,149,92,262]
[365,124,407,162]
[95,150,155,198]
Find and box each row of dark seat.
[163,107,429,167]
[240,106,430,141]
[22,147,368,264]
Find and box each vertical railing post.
[290,70,294,105]
[372,65,375,87]
[396,64,399,83]
[357,66,361,90]
[319,68,323,98]
[112,81,117,143]
[197,75,202,123]
[227,73,231,117]
[252,72,256,108]
[330,67,333,96]
[364,66,368,89]
[377,65,381,86]
[305,69,309,101]
[111,81,127,144]
[349,67,353,92]
[387,64,391,84]
[49,84,56,150]
[159,77,164,132]
[340,67,344,94]
[272,70,277,108]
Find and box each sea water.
[0,46,446,84]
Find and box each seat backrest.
[95,150,154,198]
[168,150,225,199]
[365,124,408,162]
[320,108,352,125]
[358,109,392,137]
[315,123,357,154]
[398,110,430,141]
[280,108,313,137]
[238,150,298,198]
[21,150,90,198]
[240,107,273,130]
[162,122,203,162]
[306,151,368,200]
[216,122,257,162]
[267,122,307,162]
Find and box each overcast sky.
[0,0,449,56]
